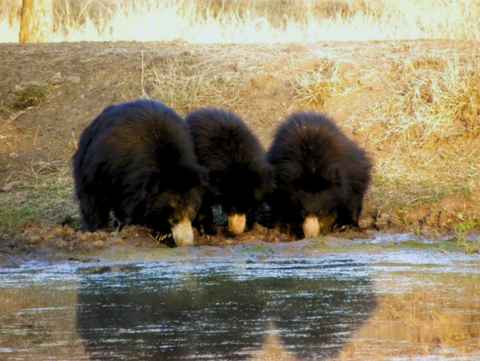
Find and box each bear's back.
[186,108,264,170]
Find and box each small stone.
[0,181,21,192]
[93,240,105,248]
[14,81,45,92]
[66,75,81,84]
[55,239,67,248]
[50,72,63,85]
[78,232,91,242]
[28,235,42,244]
[376,213,391,228]
[359,216,375,229]
[111,237,124,245]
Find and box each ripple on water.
[0,243,479,360]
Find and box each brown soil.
[0,40,479,257]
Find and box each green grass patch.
[12,83,50,110]
[0,171,76,240]
[452,220,480,254]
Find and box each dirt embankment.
[0,40,479,256]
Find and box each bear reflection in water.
[77,262,376,361]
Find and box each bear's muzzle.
[171,218,194,246]
[228,213,246,235]
[303,215,320,238]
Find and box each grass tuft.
[292,63,345,109]
[454,220,480,254]
[378,57,480,144]
[0,166,76,241]
[146,56,243,113]
[12,84,50,110]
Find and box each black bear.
[186,108,272,235]
[72,99,207,246]
[267,112,372,238]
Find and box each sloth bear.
[267,112,372,238]
[186,108,272,235]
[72,99,207,246]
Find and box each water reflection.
[76,259,376,360]
[2,248,478,360]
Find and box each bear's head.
[210,161,273,236]
[144,163,208,246]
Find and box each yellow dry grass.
[292,62,346,109]
[376,57,480,144]
[1,0,480,43]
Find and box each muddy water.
[0,237,479,361]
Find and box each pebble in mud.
[93,240,105,248]
[50,72,63,85]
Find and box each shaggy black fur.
[267,112,372,234]
[186,108,272,234]
[73,99,206,235]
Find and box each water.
[0,239,479,360]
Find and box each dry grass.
[2,0,480,43]
[143,45,287,117]
[145,53,244,113]
[0,164,75,240]
[292,62,347,109]
[319,54,480,223]
[376,57,480,144]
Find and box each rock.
[359,215,375,229]
[14,81,47,93]
[50,72,63,85]
[93,240,105,248]
[375,212,391,228]
[28,235,42,244]
[66,75,81,84]
[111,237,124,245]
[78,232,92,242]
[0,181,21,192]
[55,239,67,248]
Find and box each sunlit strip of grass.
[1,0,480,43]
[0,19,17,42]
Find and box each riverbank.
[0,41,479,256]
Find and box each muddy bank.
[0,41,479,255]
